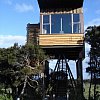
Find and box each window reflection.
[51,14,72,33]
[43,15,49,23]
[73,23,81,33]
[62,14,71,33]
[43,15,50,34]
[73,14,80,33]
[43,25,50,34]
[51,14,61,33]
[73,14,80,22]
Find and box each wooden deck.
[39,34,84,59]
[39,34,84,46]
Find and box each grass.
[84,82,100,100]
[0,82,99,100]
[0,95,12,100]
[0,87,13,100]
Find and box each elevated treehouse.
[27,0,84,60]
[27,0,85,100]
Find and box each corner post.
[76,58,84,100]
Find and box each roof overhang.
[37,0,84,10]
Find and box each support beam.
[44,60,49,89]
[76,58,84,100]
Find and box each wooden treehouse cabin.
[27,0,85,100]
[38,0,84,60]
[27,0,84,60]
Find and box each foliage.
[85,26,100,100]
[0,43,47,99]
[84,82,100,100]
[85,26,100,57]
[85,26,100,78]
[0,95,13,100]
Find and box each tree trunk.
[19,75,27,98]
[94,73,96,100]
[12,86,17,100]
[88,72,92,100]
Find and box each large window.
[42,14,81,34]
[51,14,72,33]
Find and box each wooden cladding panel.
[39,34,84,46]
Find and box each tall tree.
[85,26,100,100]
[0,43,47,100]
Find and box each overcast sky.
[0,0,100,79]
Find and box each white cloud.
[85,18,100,30]
[85,43,91,54]
[15,3,34,13]
[82,43,91,79]
[84,43,90,66]
[0,35,26,48]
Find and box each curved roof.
[37,0,84,10]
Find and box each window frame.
[42,13,81,34]
[72,14,81,33]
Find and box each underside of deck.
[41,45,84,60]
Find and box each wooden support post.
[44,60,49,89]
[76,58,84,100]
